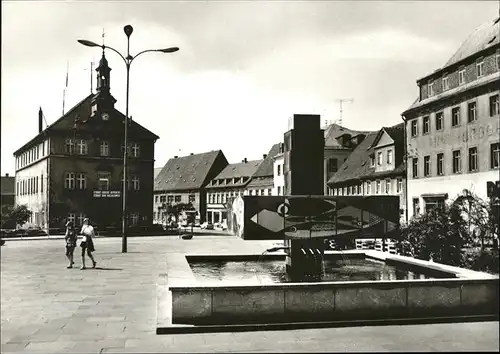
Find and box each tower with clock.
[90,49,116,121]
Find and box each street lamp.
[78,25,179,253]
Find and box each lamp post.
[78,25,179,253]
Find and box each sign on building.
[93,190,121,198]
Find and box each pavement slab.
[2,236,499,353]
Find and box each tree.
[401,195,471,266]
[1,205,32,228]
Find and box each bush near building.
[401,189,499,274]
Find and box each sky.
[1,1,499,175]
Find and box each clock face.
[101,112,110,121]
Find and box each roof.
[154,150,225,192]
[247,175,274,188]
[1,176,15,195]
[14,94,159,156]
[154,167,163,179]
[253,143,281,177]
[328,123,405,185]
[444,17,499,68]
[324,123,373,148]
[215,160,262,179]
[417,17,500,83]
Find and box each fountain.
[158,115,498,334]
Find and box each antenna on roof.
[334,98,354,126]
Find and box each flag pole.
[63,60,69,115]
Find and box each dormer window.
[458,68,466,85]
[442,75,449,91]
[370,155,375,167]
[476,58,484,78]
[428,80,434,96]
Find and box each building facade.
[206,158,262,224]
[246,144,281,196]
[1,173,15,211]
[272,144,285,196]
[153,150,228,224]
[402,17,500,220]
[13,51,159,231]
[327,124,407,224]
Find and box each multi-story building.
[13,51,159,231]
[206,158,262,224]
[402,16,500,220]
[246,144,280,196]
[323,123,372,195]
[1,173,15,210]
[152,150,228,224]
[271,122,371,196]
[327,123,407,223]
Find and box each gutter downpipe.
[401,113,409,225]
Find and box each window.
[328,158,338,173]
[497,49,500,70]
[370,155,375,167]
[386,149,393,164]
[376,180,381,194]
[167,195,174,204]
[424,156,430,176]
[174,195,181,203]
[76,173,86,190]
[435,112,444,130]
[428,81,434,96]
[260,189,264,196]
[132,175,140,190]
[65,138,75,154]
[98,172,111,191]
[35,176,38,193]
[491,143,500,169]
[452,150,462,173]
[155,195,159,203]
[67,213,76,225]
[267,189,272,196]
[130,213,139,226]
[64,172,75,189]
[412,198,420,216]
[131,143,140,158]
[366,182,371,195]
[77,213,85,227]
[423,116,430,134]
[437,153,444,176]
[411,120,418,137]
[468,147,478,172]
[412,158,418,178]
[452,107,460,126]
[377,151,383,166]
[189,194,196,203]
[458,68,465,85]
[467,101,477,122]
[385,179,391,194]
[490,95,499,116]
[100,141,109,156]
[277,186,281,195]
[76,139,87,155]
[424,198,445,213]
[476,59,484,77]
[397,179,402,193]
[277,164,281,176]
[442,75,449,91]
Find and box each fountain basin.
[162,250,498,330]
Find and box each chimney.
[38,107,43,133]
[174,156,178,158]
[263,154,267,159]
[5,173,9,177]
[190,153,194,155]
[242,158,247,163]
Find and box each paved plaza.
[1,236,499,353]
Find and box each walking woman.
[79,218,97,270]
[64,221,77,268]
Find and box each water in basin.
[189,258,446,285]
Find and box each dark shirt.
[65,228,77,247]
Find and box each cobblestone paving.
[1,236,498,353]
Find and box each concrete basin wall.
[170,278,499,325]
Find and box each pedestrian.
[79,218,97,270]
[64,220,77,268]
